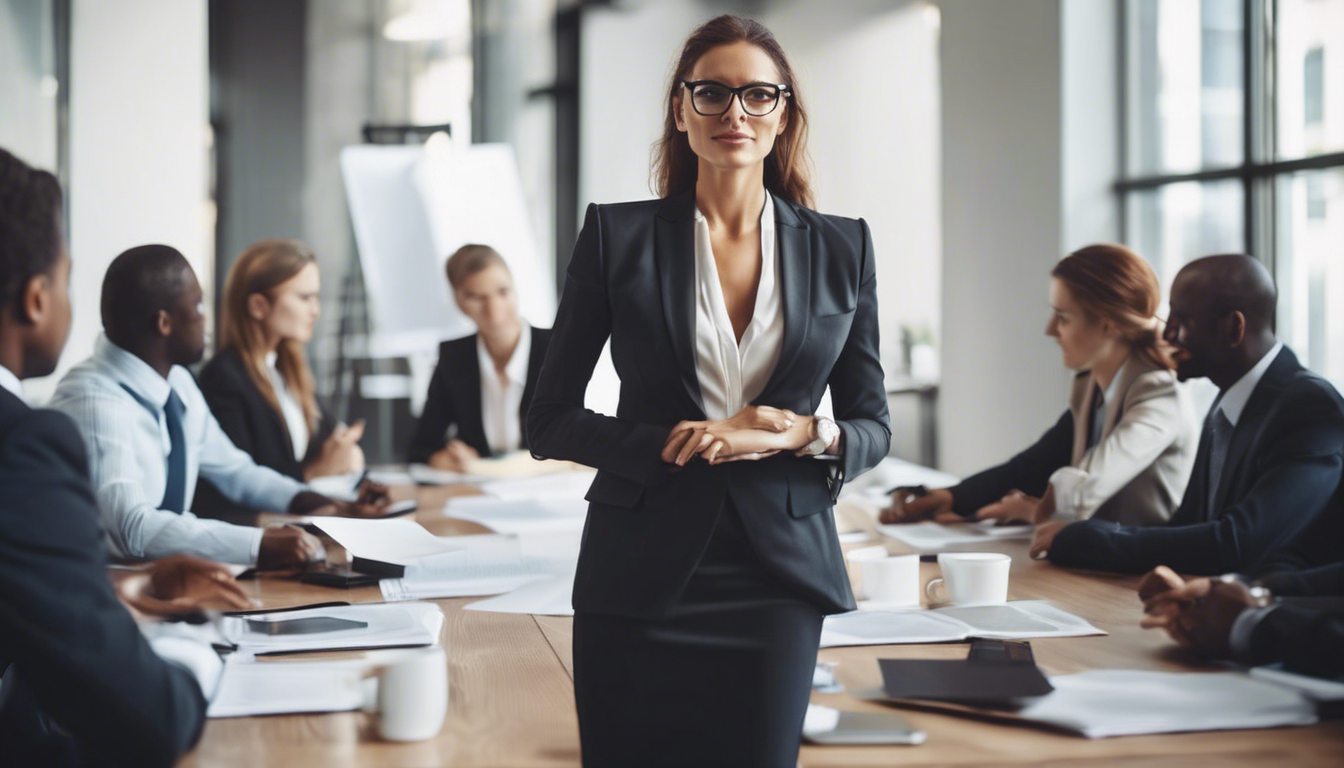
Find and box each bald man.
[1032,254,1344,575]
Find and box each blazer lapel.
[756,196,811,402]
[1068,374,1092,465]
[654,191,706,417]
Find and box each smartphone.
[299,563,383,588]
[244,616,369,635]
[802,706,926,746]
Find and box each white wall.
[25,0,210,402]
[0,0,58,171]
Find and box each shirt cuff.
[144,628,225,701]
[1047,466,1089,520]
[1229,604,1279,664]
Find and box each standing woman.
[528,15,889,767]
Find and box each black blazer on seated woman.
[193,347,333,521]
[527,192,891,620]
[407,326,551,462]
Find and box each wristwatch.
[802,416,840,456]
[1218,573,1274,607]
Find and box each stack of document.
[462,531,582,616]
[308,517,464,575]
[217,602,443,655]
[207,656,371,718]
[820,601,1104,648]
[877,521,1033,551]
[863,669,1318,737]
[379,534,553,601]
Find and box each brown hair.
[218,239,320,431]
[445,244,509,291]
[652,15,814,208]
[1052,244,1174,370]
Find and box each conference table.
[180,477,1344,768]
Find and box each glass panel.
[1277,168,1344,388]
[0,0,59,171]
[1126,0,1244,175]
[1276,0,1344,159]
[1125,180,1245,293]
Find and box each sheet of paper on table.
[461,531,582,616]
[218,602,443,655]
[820,600,1104,647]
[477,469,596,502]
[207,656,371,718]
[1249,664,1344,702]
[379,534,555,601]
[464,451,581,480]
[307,517,463,566]
[408,463,490,486]
[446,495,588,535]
[876,520,1033,551]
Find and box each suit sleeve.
[828,218,891,492]
[1048,392,1344,574]
[0,411,207,768]
[408,351,457,464]
[1257,561,1344,598]
[1247,602,1344,678]
[527,204,677,486]
[949,409,1075,516]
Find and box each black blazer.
[194,347,333,523]
[0,388,206,767]
[407,326,551,462]
[1247,599,1344,678]
[1049,346,1344,575]
[528,193,891,620]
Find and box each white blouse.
[692,192,784,422]
[478,324,532,454]
[265,351,310,461]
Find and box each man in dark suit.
[0,147,209,767]
[1032,254,1344,575]
[1139,562,1344,678]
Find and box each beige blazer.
[1051,354,1199,526]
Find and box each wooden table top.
[179,484,1344,768]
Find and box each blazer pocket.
[786,461,834,518]
[584,470,646,509]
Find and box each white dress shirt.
[49,335,306,564]
[1217,341,1284,426]
[478,324,531,454]
[693,192,783,422]
[265,351,310,461]
[0,364,20,399]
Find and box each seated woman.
[882,244,1198,527]
[195,239,379,521]
[408,244,552,471]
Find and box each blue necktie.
[161,390,187,513]
[1205,407,1234,521]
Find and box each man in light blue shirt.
[50,245,345,566]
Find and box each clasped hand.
[660,405,811,466]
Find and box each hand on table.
[1140,575,1258,657]
[1137,565,1186,603]
[878,487,954,524]
[117,555,256,618]
[257,525,324,570]
[1029,520,1070,560]
[428,439,480,473]
[974,489,1040,525]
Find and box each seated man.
[1139,562,1344,679]
[49,245,367,567]
[1031,255,1344,575]
[0,146,214,767]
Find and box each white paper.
[478,470,596,502]
[306,472,363,502]
[409,463,487,486]
[219,602,443,654]
[446,495,588,535]
[464,573,576,616]
[820,600,1104,647]
[1249,665,1344,702]
[876,521,1033,551]
[1020,670,1317,737]
[368,469,416,486]
[840,457,961,500]
[379,534,551,601]
[207,656,371,718]
[309,518,462,566]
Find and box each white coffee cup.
[924,552,1011,606]
[847,547,920,607]
[374,645,448,742]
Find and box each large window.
[1119,0,1344,386]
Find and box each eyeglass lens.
[690,83,781,116]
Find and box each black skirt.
[572,500,824,768]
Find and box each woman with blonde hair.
[883,243,1199,528]
[196,239,385,518]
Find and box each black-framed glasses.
[680,80,790,117]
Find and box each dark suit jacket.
[194,347,333,523]
[1249,562,1344,678]
[0,388,206,767]
[408,326,551,462]
[527,193,891,620]
[1049,347,1344,575]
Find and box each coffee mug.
[847,547,920,607]
[374,645,448,741]
[924,552,1011,606]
